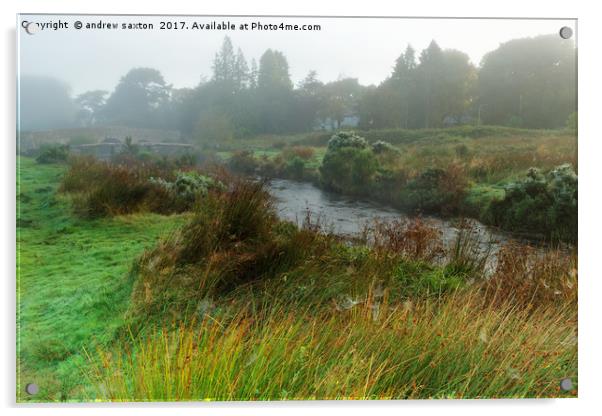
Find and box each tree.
[437,49,476,122]
[322,78,364,129]
[360,45,418,129]
[478,34,576,128]
[255,49,295,133]
[75,90,108,126]
[257,49,293,92]
[233,48,250,91]
[103,68,171,128]
[295,70,325,130]
[249,59,259,89]
[212,36,236,86]
[361,41,476,129]
[416,40,445,128]
[390,45,417,128]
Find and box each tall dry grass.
[86,288,577,401]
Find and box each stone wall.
[18,126,182,151]
[71,142,196,161]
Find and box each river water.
[267,178,513,256]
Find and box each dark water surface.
[267,178,517,265]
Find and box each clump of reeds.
[127,178,330,323]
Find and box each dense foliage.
[320,132,378,194]
[487,164,577,241]
[35,144,70,164]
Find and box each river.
[267,178,514,258]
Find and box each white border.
[2,1,600,415]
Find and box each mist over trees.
[19,75,77,131]
[102,68,172,129]
[18,33,576,138]
[478,35,576,128]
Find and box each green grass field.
[17,157,187,401]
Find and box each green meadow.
[17,157,187,400]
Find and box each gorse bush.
[149,171,224,211]
[320,132,378,194]
[486,164,577,241]
[371,140,400,167]
[318,132,470,217]
[326,131,369,150]
[371,140,398,154]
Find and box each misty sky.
[18,15,576,96]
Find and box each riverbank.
[222,128,577,242]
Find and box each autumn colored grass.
[17,151,577,402]
[85,178,577,401]
[86,289,577,401]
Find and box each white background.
[2,1,600,415]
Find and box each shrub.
[61,156,219,217]
[75,165,151,218]
[325,131,369,151]
[398,165,468,215]
[149,171,224,212]
[60,156,112,193]
[371,140,400,167]
[371,140,398,155]
[320,132,378,194]
[284,156,306,180]
[486,164,577,241]
[36,144,70,164]
[228,150,259,175]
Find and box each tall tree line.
[19,34,576,136]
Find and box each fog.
[18,15,576,94]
